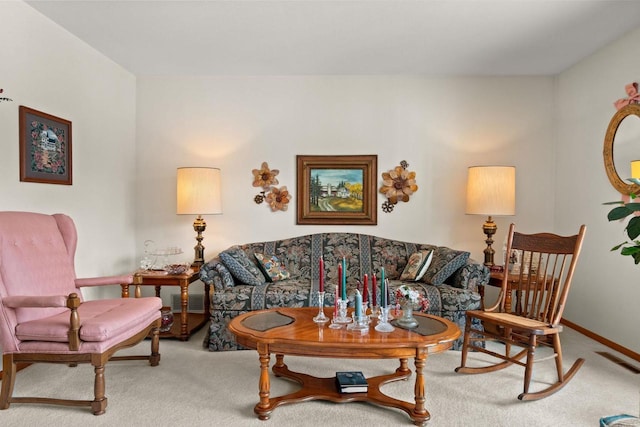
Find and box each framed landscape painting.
[296,155,377,225]
[19,106,72,185]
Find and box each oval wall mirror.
[604,103,640,195]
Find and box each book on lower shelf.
[336,371,368,393]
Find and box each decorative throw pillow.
[254,253,291,282]
[421,247,470,285]
[400,250,433,281]
[219,246,266,286]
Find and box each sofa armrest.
[444,259,489,291]
[200,257,235,291]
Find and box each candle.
[380,268,386,307]
[355,289,362,317]
[337,263,342,300]
[319,256,324,293]
[341,258,347,301]
[372,274,377,307]
[334,285,338,318]
[362,274,369,304]
[385,278,390,308]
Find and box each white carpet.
[1,326,638,427]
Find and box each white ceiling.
[25,0,640,76]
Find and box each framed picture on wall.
[296,154,377,225]
[19,106,72,185]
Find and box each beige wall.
[556,27,640,354]
[0,2,138,283]
[135,76,555,267]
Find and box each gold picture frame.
[296,155,377,225]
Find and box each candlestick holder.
[329,314,343,329]
[369,304,379,320]
[374,306,395,333]
[347,314,369,332]
[333,298,352,324]
[313,291,329,323]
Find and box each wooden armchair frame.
[0,212,161,415]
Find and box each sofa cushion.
[254,253,291,282]
[220,246,266,286]
[422,247,470,285]
[399,250,433,281]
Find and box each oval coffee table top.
[228,307,460,358]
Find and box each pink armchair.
[0,211,161,415]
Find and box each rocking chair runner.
[0,211,162,415]
[455,223,586,401]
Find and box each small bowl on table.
[164,263,189,275]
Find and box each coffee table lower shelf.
[257,355,430,426]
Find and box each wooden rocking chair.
[455,223,586,400]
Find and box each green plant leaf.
[611,242,628,251]
[603,200,625,205]
[620,246,640,256]
[627,216,640,240]
[608,206,633,221]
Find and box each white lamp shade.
[176,167,222,215]
[465,166,515,216]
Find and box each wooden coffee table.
[228,307,460,426]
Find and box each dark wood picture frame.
[297,155,377,225]
[19,106,72,185]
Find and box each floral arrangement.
[252,162,290,212]
[395,284,429,311]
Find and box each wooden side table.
[481,267,548,314]
[121,267,210,341]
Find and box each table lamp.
[177,167,222,266]
[465,166,515,266]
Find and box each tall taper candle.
[337,263,342,299]
[341,257,347,300]
[362,274,369,304]
[380,268,386,307]
[372,274,377,307]
[319,256,324,293]
[334,285,338,318]
[355,289,362,317]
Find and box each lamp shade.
[176,167,222,215]
[632,160,640,179]
[465,166,515,216]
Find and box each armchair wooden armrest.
[75,274,133,287]
[3,294,82,351]
[67,293,81,350]
[2,295,68,308]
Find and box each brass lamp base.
[481,216,497,266]
[192,215,207,267]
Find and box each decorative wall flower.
[614,82,640,110]
[265,186,290,212]
[379,160,418,212]
[252,162,290,212]
[252,162,279,189]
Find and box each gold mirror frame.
[604,103,640,195]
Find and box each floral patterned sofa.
[200,233,489,351]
